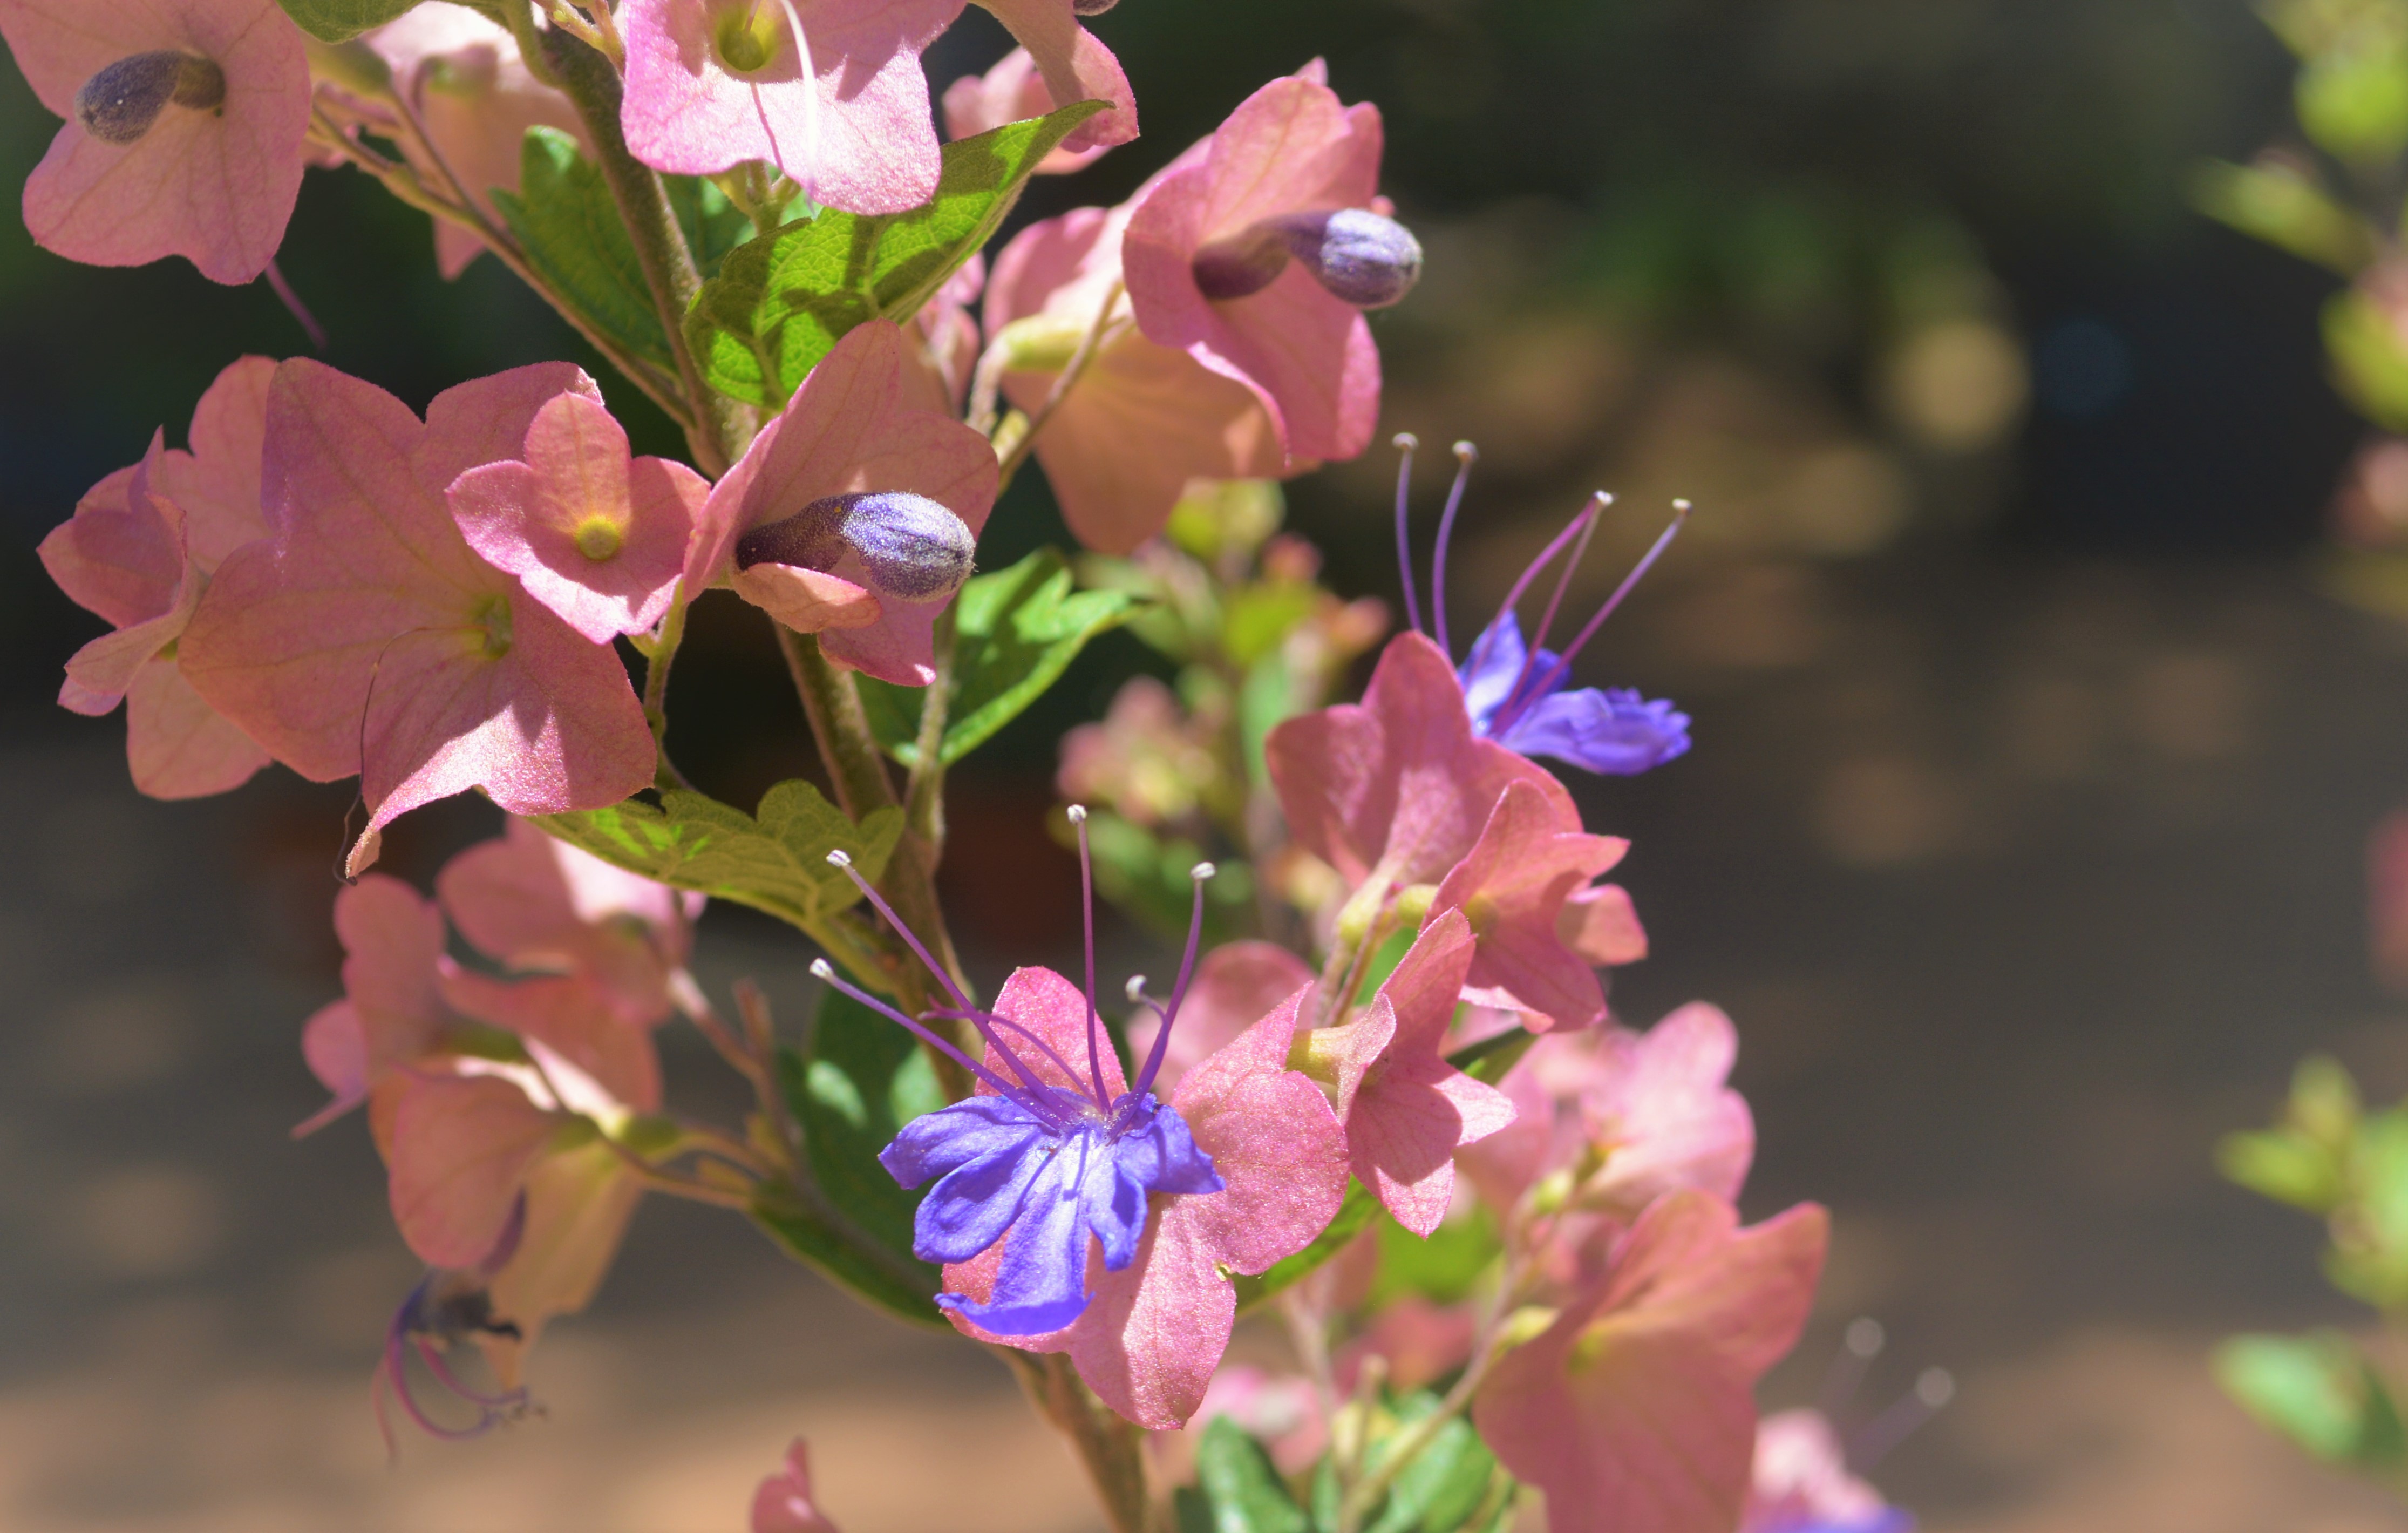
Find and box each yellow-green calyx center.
[473,594,514,659]
[713,5,783,73]
[574,515,625,561]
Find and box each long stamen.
[1392,433,1423,635]
[1460,492,1609,693]
[1849,1368,1955,1469]
[1130,863,1216,1102]
[1516,494,1608,684]
[809,958,1021,1098]
[1068,807,1112,1109]
[1819,1316,1885,1417]
[825,850,974,1013]
[1430,440,1478,657]
[1501,500,1689,734]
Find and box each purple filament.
[1429,441,1478,657]
[1459,493,1608,694]
[1070,810,1111,1107]
[1392,433,1423,635]
[1126,867,1211,1116]
[1496,504,1688,735]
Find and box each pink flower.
[1458,1004,1754,1225]
[1429,779,1629,1032]
[1122,62,1409,464]
[1124,939,1315,1093]
[38,357,276,798]
[178,359,657,874]
[986,202,1289,554]
[292,872,460,1138]
[969,0,1136,154]
[0,0,310,282]
[1472,1191,1828,1533]
[752,1438,842,1532]
[436,816,704,1026]
[364,6,586,279]
[1305,910,1515,1236]
[1267,630,1574,898]
[1561,879,1647,966]
[941,46,1108,173]
[687,319,997,686]
[447,391,709,643]
[941,968,1348,1428]
[1744,1410,1910,1533]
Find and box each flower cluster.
[7,3,1887,1528]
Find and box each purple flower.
[1395,436,1691,777]
[372,1194,531,1451]
[812,811,1226,1338]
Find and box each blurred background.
[8,1,2408,1528]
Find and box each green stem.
[999,1351,1159,1533]
[903,604,956,847]
[542,29,747,476]
[642,582,693,791]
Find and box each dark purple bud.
[736,491,976,603]
[1191,208,1424,309]
[76,51,226,146]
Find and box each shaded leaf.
[750,987,945,1325]
[493,128,671,372]
[2216,1331,2406,1467]
[277,0,422,42]
[686,103,1106,405]
[664,173,758,279]
[534,781,901,941]
[1193,1416,1309,1533]
[858,547,1139,767]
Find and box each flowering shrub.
[3,1,1916,1527]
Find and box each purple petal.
[937,1136,1096,1334]
[1499,686,1691,776]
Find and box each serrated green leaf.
[1236,1179,1385,1313]
[492,128,673,372]
[858,547,1139,767]
[2189,159,2375,275]
[686,102,1106,405]
[2216,1331,2406,1467]
[278,0,421,42]
[748,987,945,1324]
[533,781,901,940]
[1194,1417,1309,1533]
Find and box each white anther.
[1845,1318,1885,1358]
[1392,431,1419,451]
[1671,498,1693,512]
[1125,975,1148,1002]
[1191,862,1216,881]
[1066,804,1088,824]
[1915,1368,1955,1409]
[1593,490,1615,506]
[809,958,835,979]
[1452,440,1478,462]
[825,849,852,867]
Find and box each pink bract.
[1311,910,1516,1236]
[688,319,997,686]
[38,356,276,799]
[942,967,1347,1428]
[987,204,1290,554]
[753,1437,842,1532]
[437,816,703,1026]
[293,873,461,1138]
[1267,631,1574,893]
[1430,779,1629,1032]
[1472,1191,1828,1533]
[178,359,656,874]
[941,45,1107,173]
[1562,878,1647,967]
[1124,940,1315,1093]
[1,0,310,282]
[970,0,1136,156]
[448,390,709,643]
[365,6,589,279]
[1121,62,1383,463]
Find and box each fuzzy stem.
[642,582,695,790]
[542,29,746,476]
[1001,1351,1159,1533]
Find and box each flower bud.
[737,491,976,603]
[76,51,226,146]
[1192,208,1422,309]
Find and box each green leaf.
[493,129,674,374]
[2189,159,2375,275]
[665,174,760,279]
[1447,1027,1537,1087]
[2300,44,2408,165]
[686,101,1107,405]
[2323,288,2408,432]
[2216,1331,2406,1467]
[1193,1417,1309,1533]
[1235,1179,1385,1313]
[858,547,1140,767]
[2219,1128,2344,1213]
[750,987,945,1324]
[534,781,902,940]
[1363,1395,1500,1533]
[1368,1206,1503,1311]
[277,0,421,42]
